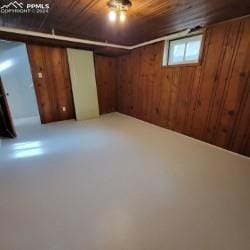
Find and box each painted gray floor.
[0,113,249,250]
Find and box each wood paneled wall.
[94,55,117,114]
[28,45,75,123]
[117,17,250,156]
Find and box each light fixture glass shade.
[119,11,126,22]
[108,10,117,22]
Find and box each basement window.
[163,34,203,66]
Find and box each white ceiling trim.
[0,26,192,51]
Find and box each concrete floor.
[0,112,249,250]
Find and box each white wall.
[0,44,39,120]
[67,49,99,121]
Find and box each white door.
[67,49,99,121]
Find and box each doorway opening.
[0,39,40,138]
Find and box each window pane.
[185,40,201,61]
[173,44,185,63]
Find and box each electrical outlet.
[38,72,43,78]
[62,106,66,112]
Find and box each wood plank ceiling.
[0,0,249,46]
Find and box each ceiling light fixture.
[107,0,132,23]
[119,10,126,22]
[109,9,117,22]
